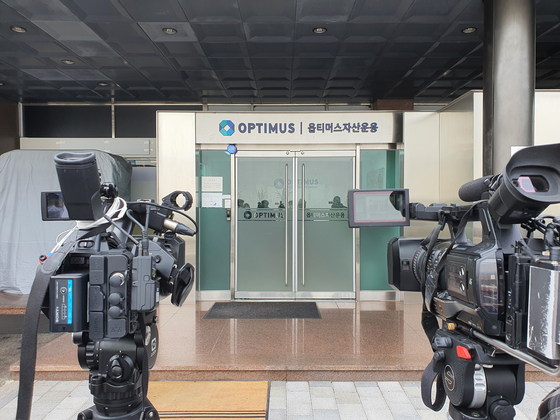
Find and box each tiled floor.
[0,379,557,420]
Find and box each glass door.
[235,151,355,299]
[296,153,354,298]
[236,152,294,298]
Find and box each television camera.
[387,143,560,420]
[16,152,197,420]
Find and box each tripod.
[424,329,525,420]
[74,313,159,420]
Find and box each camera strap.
[16,232,78,420]
[421,358,446,412]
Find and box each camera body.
[389,144,560,368]
[387,144,560,419]
[41,152,196,420]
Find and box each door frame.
[233,149,356,300]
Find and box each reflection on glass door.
[236,151,355,299]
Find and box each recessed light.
[97,82,108,87]
[462,27,477,34]
[313,27,327,34]
[162,27,177,35]
[10,26,27,33]
[0,82,4,86]
[62,59,75,65]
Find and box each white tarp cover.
[0,149,132,294]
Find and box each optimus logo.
[219,120,296,136]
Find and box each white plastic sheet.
[0,149,132,294]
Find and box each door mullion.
[292,155,298,295]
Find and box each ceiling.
[0,0,559,106]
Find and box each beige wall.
[534,91,560,147]
[402,112,440,237]
[156,111,197,305]
[438,93,477,205]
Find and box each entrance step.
[8,300,560,383]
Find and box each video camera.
[386,143,560,420]
[16,152,197,420]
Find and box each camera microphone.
[458,175,495,202]
[162,219,195,236]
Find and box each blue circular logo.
[244,210,252,219]
[274,179,284,189]
[219,120,235,136]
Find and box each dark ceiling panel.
[60,0,132,23]
[119,0,187,23]
[178,0,241,23]
[252,57,292,71]
[159,42,206,57]
[59,68,110,81]
[248,42,293,58]
[201,42,249,58]
[244,22,294,43]
[296,0,355,22]
[238,0,295,22]
[350,0,414,23]
[191,23,245,43]
[3,0,78,21]
[86,22,148,43]
[0,0,558,105]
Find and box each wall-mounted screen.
[347,189,409,227]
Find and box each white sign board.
[201,176,223,192]
[202,193,222,208]
[196,112,399,144]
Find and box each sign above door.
[196,112,402,145]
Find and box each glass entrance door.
[296,154,354,298]
[235,151,354,299]
[236,153,294,297]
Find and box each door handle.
[285,163,289,287]
[301,163,305,287]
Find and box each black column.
[483,0,535,176]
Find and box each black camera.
[388,144,560,420]
[17,152,197,420]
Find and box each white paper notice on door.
[202,193,222,207]
[201,176,223,192]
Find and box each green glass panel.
[237,157,293,292]
[198,151,231,291]
[296,157,354,292]
[359,150,402,291]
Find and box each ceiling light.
[162,27,177,35]
[97,82,108,87]
[0,82,4,86]
[10,26,27,33]
[62,59,75,65]
[462,27,477,34]
[313,27,327,34]
[10,26,27,34]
